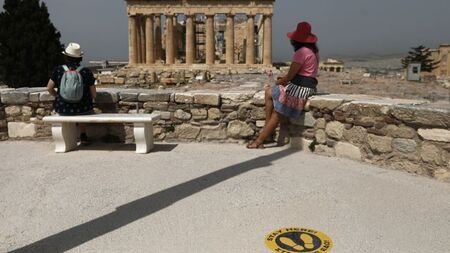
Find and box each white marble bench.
[43,113,161,154]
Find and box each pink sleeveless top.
[292,47,319,78]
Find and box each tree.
[401,45,440,72]
[0,0,64,88]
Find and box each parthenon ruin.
[126,0,275,68]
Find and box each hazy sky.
[2,0,450,62]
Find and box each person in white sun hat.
[47,42,97,144]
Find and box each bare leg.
[248,109,282,148]
[264,86,274,123]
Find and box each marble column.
[128,15,137,65]
[154,14,162,61]
[246,15,255,65]
[165,14,174,64]
[185,15,195,64]
[173,15,179,61]
[206,14,215,65]
[263,14,272,65]
[146,15,155,64]
[226,14,235,65]
[139,16,146,64]
[136,17,142,63]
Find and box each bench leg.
[134,123,154,154]
[51,123,78,153]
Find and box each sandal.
[246,140,265,149]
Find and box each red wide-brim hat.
[287,22,318,43]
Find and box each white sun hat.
[62,42,84,58]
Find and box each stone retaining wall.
[1,88,449,182]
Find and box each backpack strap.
[62,65,69,71]
[76,66,84,72]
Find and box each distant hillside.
[327,53,405,70]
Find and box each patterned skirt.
[272,75,317,119]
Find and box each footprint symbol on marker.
[300,233,315,250]
[279,237,305,251]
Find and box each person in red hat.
[247,22,319,149]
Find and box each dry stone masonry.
[1,88,449,182]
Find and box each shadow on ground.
[10,148,297,253]
[75,143,178,153]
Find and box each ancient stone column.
[246,15,255,65]
[136,17,142,63]
[165,14,174,64]
[154,14,162,61]
[206,14,215,65]
[146,15,155,64]
[185,15,195,65]
[173,15,179,61]
[263,14,273,65]
[139,16,146,64]
[128,15,137,65]
[226,14,235,65]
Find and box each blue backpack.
[60,65,84,103]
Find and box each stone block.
[391,105,450,128]
[114,77,126,85]
[39,92,55,102]
[315,129,327,144]
[325,121,345,140]
[194,93,220,106]
[252,91,265,106]
[138,92,171,102]
[174,109,192,120]
[335,142,362,161]
[315,118,326,129]
[368,134,393,153]
[159,111,172,120]
[421,143,445,165]
[98,76,115,84]
[21,106,33,117]
[256,120,265,128]
[199,124,227,140]
[96,91,119,103]
[0,120,7,128]
[8,122,36,138]
[174,124,200,139]
[392,138,417,153]
[29,92,40,102]
[237,103,265,121]
[143,102,169,111]
[221,91,255,104]
[119,92,139,102]
[343,126,367,144]
[1,91,29,105]
[308,96,344,110]
[385,125,417,139]
[418,128,450,142]
[174,93,194,104]
[191,109,208,120]
[5,106,21,117]
[208,108,222,120]
[227,120,254,138]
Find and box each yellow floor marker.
[265,227,332,253]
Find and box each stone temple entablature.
[126,0,275,69]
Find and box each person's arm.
[47,79,57,96]
[276,61,301,86]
